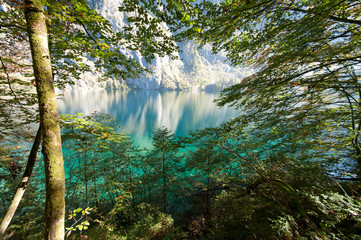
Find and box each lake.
[57,88,239,147]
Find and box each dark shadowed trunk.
[0,126,42,237]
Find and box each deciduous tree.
[165,0,361,171]
[24,0,65,238]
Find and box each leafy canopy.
[162,0,361,167]
[0,0,180,137]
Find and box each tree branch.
[0,125,42,237]
[219,142,270,182]
[0,24,26,30]
[0,56,31,114]
[288,7,361,26]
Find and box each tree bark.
[162,153,166,212]
[0,126,42,237]
[24,1,66,239]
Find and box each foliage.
[1,161,46,240]
[186,0,361,169]
[65,207,92,238]
[117,0,361,177]
[139,127,181,212]
[2,113,361,239]
[1,0,179,86]
[61,112,128,146]
[60,112,132,210]
[129,0,361,171]
[3,212,44,240]
[89,192,176,240]
[1,0,180,236]
[2,0,361,238]
[0,0,179,138]
[209,171,361,239]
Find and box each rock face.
[84,0,251,90]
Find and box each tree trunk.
[0,126,42,237]
[162,153,167,212]
[205,150,210,224]
[84,150,89,209]
[128,161,136,207]
[352,91,361,170]
[24,1,66,239]
[356,146,361,170]
[92,164,99,208]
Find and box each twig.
[64,215,83,238]
[0,56,30,114]
[219,141,270,182]
[0,24,26,30]
[328,175,349,196]
[335,177,361,181]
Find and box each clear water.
[57,88,239,147]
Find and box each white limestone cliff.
[81,0,251,90]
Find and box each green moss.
[25,0,65,239]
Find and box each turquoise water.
[57,88,239,147]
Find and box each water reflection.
[58,88,239,147]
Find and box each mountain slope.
[87,0,251,90]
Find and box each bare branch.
[288,7,361,26]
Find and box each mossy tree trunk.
[24,1,66,239]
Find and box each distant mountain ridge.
[76,0,251,90]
